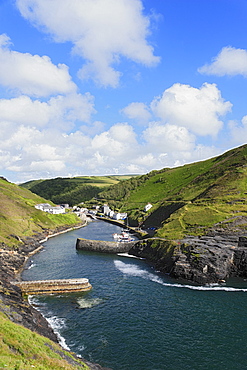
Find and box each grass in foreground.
[0,312,89,370]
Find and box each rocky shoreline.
[0,224,111,370]
[129,230,247,285]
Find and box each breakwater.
[76,237,138,253]
[13,278,92,295]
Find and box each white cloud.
[16,0,160,87]
[151,83,232,136]
[228,115,247,145]
[143,122,195,152]
[0,96,51,127]
[121,102,151,124]
[91,123,138,158]
[198,46,247,77]
[0,116,222,182]
[0,93,95,130]
[0,34,76,97]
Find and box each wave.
[28,295,48,307]
[28,296,70,350]
[77,297,104,309]
[46,316,70,350]
[117,252,144,259]
[114,260,247,292]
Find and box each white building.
[109,210,115,218]
[35,203,65,214]
[112,212,127,220]
[35,203,51,211]
[102,205,111,216]
[144,203,152,212]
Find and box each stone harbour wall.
[13,278,92,295]
[76,237,138,253]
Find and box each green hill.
[20,175,135,206]
[0,179,91,369]
[97,144,247,238]
[0,178,81,248]
[0,312,89,370]
[17,144,247,240]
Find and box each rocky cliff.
[129,231,247,285]
[0,226,111,370]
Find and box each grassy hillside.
[97,144,247,238]
[20,175,136,206]
[0,178,81,247]
[0,312,88,369]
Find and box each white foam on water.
[77,345,85,353]
[114,260,247,292]
[28,296,70,350]
[77,297,104,309]
[46,316,71,351]
[28,295,46,307]
[117,252,144,259]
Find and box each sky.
[0,0,247,183]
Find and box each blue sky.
[0,0,247,183]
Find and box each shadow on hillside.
[142,202,185,235]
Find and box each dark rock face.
[0,248,58,342]
[129,233,247,285]
[232,248,247,277]
[171,238,235,284]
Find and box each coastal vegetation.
[0,312,89,369]
[19,145,247,240]
[20,175,136,206]
[0,179,93,369]
[96,144,247,238]
[0,177,81,247]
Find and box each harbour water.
[22,220,247,370]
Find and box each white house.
[35,203,65,214]
[144,203,152,212]
[35,203,51,211]
[50,206,66,214]
[112,212,127,220]
[109,210,115,218]
[102,204,111,216]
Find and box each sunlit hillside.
[97,144,247,238]
[20,175,137,206]
[0,178,81,247]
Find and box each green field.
[20,175,136,206]
[0,178,81,247]
[97,144,247,238]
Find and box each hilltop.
[20,175,136,206]
[97,144,247,238]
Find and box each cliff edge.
[129,220,247,285]
[0,228,111,370]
